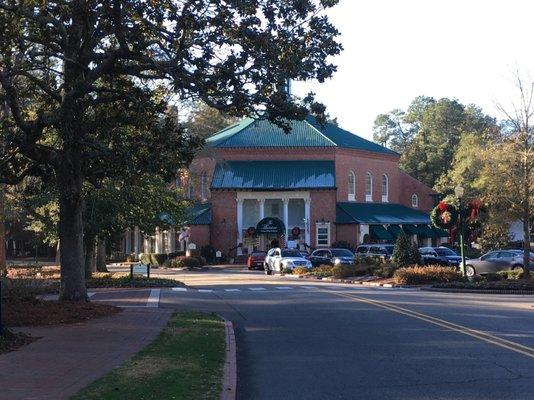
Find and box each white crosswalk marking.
[275,286,293,290]
[172,287,187,292]
[249,287,267,291]
[225,289,240,292]
[198,289,213,293]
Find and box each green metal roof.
[211,161,336,190]
[336,202,430,225]
[205,116,398,155]
[369,225,394,241]
[186,203,212,225]
[432,226,449,238]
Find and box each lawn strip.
[71,312,226,400]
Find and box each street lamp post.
[454,185,466,276]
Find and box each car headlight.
[333,258,341,265]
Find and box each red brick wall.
[399,171,434,212]
[189,225,210,249]
[335,224,359,247]
[310,191,337,247]
[209,190,237,255]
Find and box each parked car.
[247,251,267,270]
[464,250,534,277]
[355,244,394,261]
[309,248,355,267]
[419,246,462,267]
[264,248,312,275]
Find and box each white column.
[258,198,265,219]
[125,229,132,254]
[283,198,289,239]
[237,199,244,255]
[359,224,369,244]
[304,198,311,246]
[155,228,161,253]
[168,228,175,253]
[134,226,140,258]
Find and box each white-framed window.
[411,193,419,208]
[365,172,373,202]
[348,170,356,201]
[316,221,331,247]
[200,172,208,200]
[381,174,389,203]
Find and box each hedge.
[394,265,462,285]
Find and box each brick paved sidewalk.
[0,307,173,400]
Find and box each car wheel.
[264,263,272,275]
[465,265,476,277]
[512,265,525,273]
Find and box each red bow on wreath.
[438,201,448,212]
[469,199,481,220]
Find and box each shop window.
[411,193,419,208]
[348,170,356,201]
[381,174,389,202]
[365,172,373,202]
[316,222,331,247]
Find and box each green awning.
[386,225,402,238]
[416,224,437,238]
[432,226,449,238]
[336,202,431,225]
[369,225,394,241]
[402,224,420,235]
[256,217,285,234]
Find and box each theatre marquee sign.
[255,217,285,234]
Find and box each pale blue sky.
[293,0,534,140]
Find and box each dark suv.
[309,248,355,267]
[419,246,462,266]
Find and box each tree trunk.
[96,238,108,272]
[0,188,6,277]
[55,241,61,265]
[58,176,87,301]
[84,235,96,279]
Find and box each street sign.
[130,262,150,279]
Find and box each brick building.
[165,116,447,257]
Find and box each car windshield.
[281,249,302,257]
[435,248,457,256]
[331,249,354,257]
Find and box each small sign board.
[216,250,222,258]
[130,262,150,278]
[188,243,197,250]
[256,217,285,234]
[286,240,297,249]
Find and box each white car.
[264,248,312,275]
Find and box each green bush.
[200,245,217,263]
[292,267,310,275]
[497,269,524,280]
[394,265,462,285]
[168,251,186,258]
[168,256,202,269]
[330,264,356,279]
[139,253,168,266]
[392,232,412,267]
[139,253,152,265]
[484,273,503,282]
[372,262,399,278]
[310,265,334,277]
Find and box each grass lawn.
[71,312,226,400]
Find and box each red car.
[247,251,267,270]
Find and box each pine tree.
[392,231,412,267]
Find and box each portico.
[236,191,311,253]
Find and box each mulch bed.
[432,279,534,291]
[2,299,120,327]
[0,330,36,354]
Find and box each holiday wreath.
[430,201,459,229]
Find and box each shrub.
[394,265,462,285]
[331,265,355,279]
[292,267,310,275]
[168,251,186,258]
[372,262,399,278]
[497,269,524,280]
[152,253,168,266]
[484,273,502,282]
[139,253,152,265]
[200,245,217,263]
[310,265,333,278]
[392,232,412,267]
[169,256,202,269]
[1,278,59,301]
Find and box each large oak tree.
[0,0,341,300]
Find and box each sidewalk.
[0,307,172,400]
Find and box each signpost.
[130,262,150,279]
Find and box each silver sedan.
[464,250,534,277]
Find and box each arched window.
[411,193,419,208]
[365,172,373,202]
[348,170,355,201]
[200,172,208,200]
[187,180,194,199]
[381,174,389,202]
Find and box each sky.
[292,0,534,140]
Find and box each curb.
[219,316,237,400]
[282,273,412,288]
[423,287,534,295]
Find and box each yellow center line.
[322,289,534,359]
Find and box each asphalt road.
[119,266,534,399]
